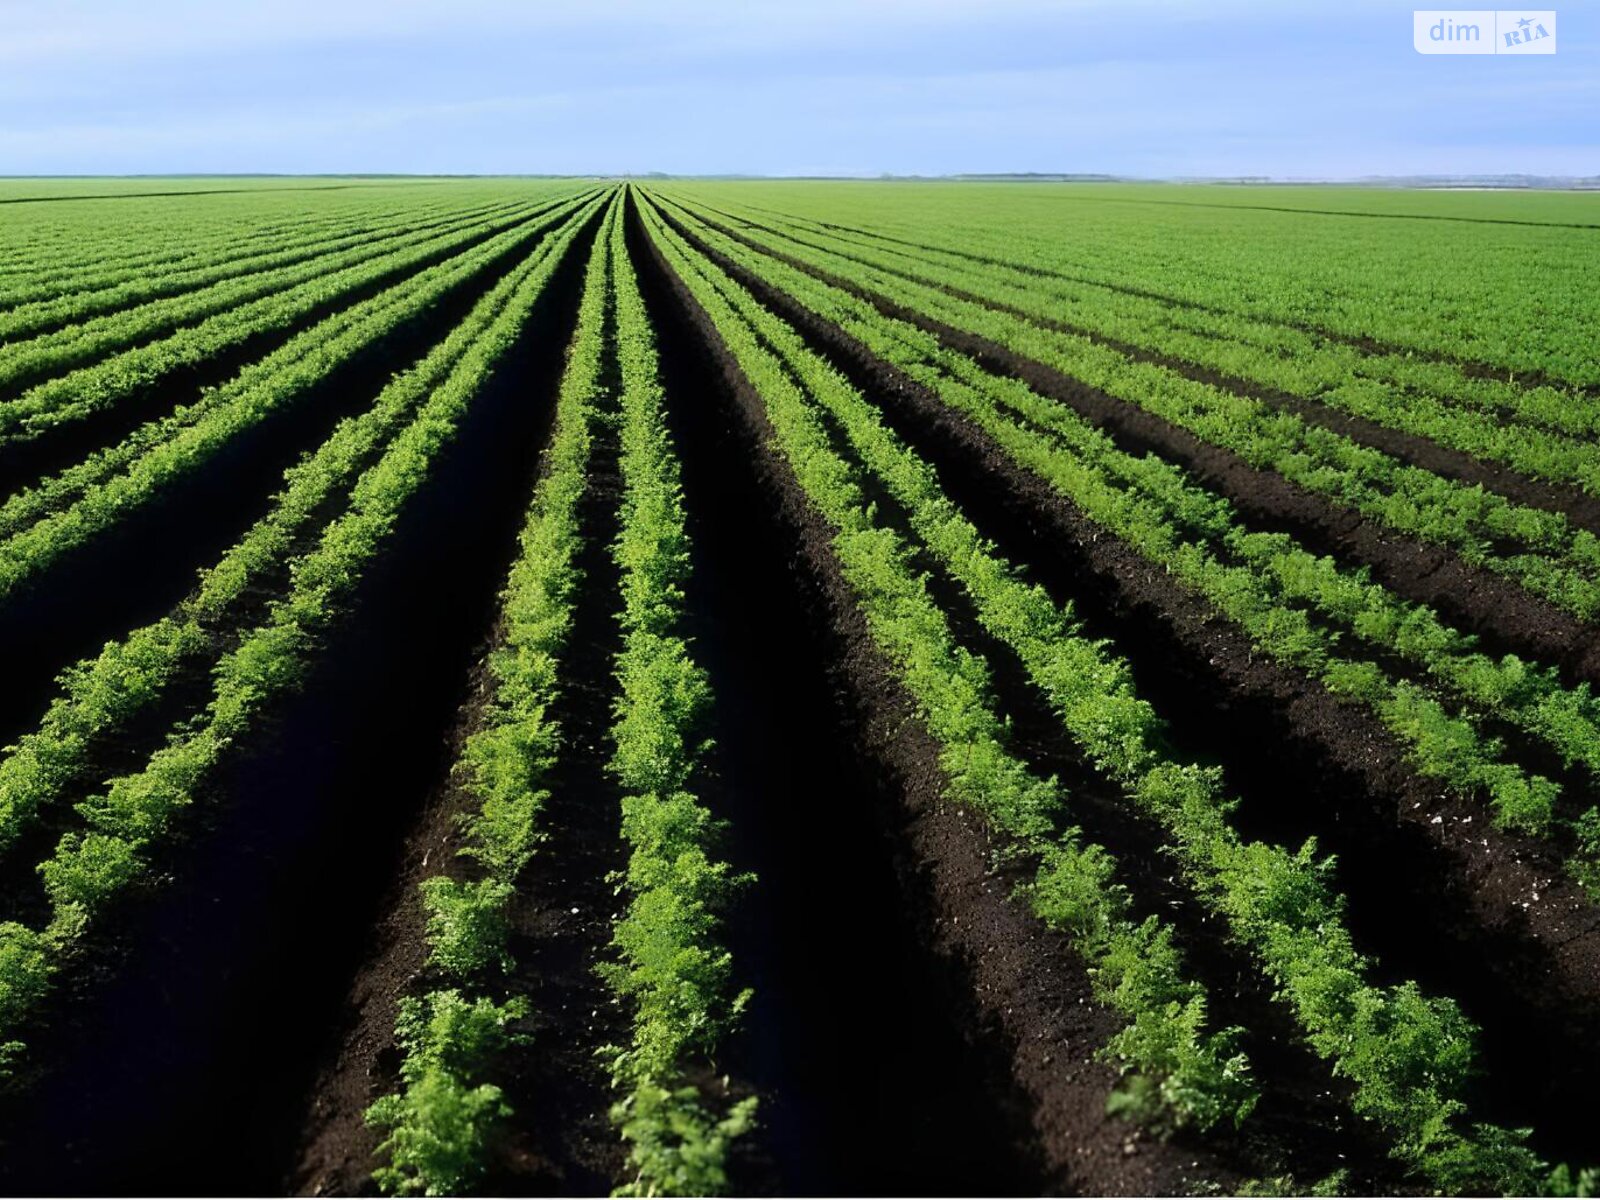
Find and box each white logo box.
[1414,10,1557,53]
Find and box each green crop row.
[660,197,1600,625]
[0,195,596,601]
[659,200,1600,875]
[0,193,579,442]
[0,193,508,348]
[640,194,1259,1138]
[603,203,757,1196]
[0,193,592,544]
[0,203,346,301]
[0,195,529,397]
[720,201,1600,495]
[0,199,595,1078]
[701,198,1600,445]
[0,203,598,862]
[0,181,458,280]
[668,181,1600,389]
[0,199,379,302]
[366,195,618,1198]
[641,193,1547,1194]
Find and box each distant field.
[0,176,465,202]
[0,179,1598,1197]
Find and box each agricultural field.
[0,175,1598,1197]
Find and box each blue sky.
[0,0,1593,177]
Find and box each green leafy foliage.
[652,192,1600,882]
[365,195,618,1195]
[366,990,528,1197]
[643,193,1255,1136]
[692,191,1600,499]
[0,194,593,598]
[420,878,515,977]
[602,209,756,1192]
[0,923,54,1032]
[0,191,603,1075]
[1549,1163,1600,1197]
[643,192,1551,1192]
[611,1084,758,1198]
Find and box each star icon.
[1517,16,1533,27]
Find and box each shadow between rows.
[0,196,595,498]
[630,190,1054,1197]
[0,200,587,751]
[656,205,1600,1168]
[0,207,599,1196]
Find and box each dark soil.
[0,196,563,482]
[0,199,592,752]
[0,204,600,1197]
[661,203,1600,696]
[0,362,435,926]
[475,266,632,1198]
[765,291,1403,1190]
[687,201,1600,538]
[630,188,1239,1195]
[645,198,1600,1167]
[4,183,1594,1196]
[286,625,507,1197]
[290,252,629,1197]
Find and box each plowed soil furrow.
[0,210,597,1198]
[779,328,1406,1191]
[0,210,586,752]
[287,623,507,1199]
[6,179,1594,1197]
[290,244,629,1199]
[656,205,1600,693]
[0,197,584,500]
[0,352,449,918]
[631,190,1241,1197]
[652,203,1600,1165]
[480,281,631,1198]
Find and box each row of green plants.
[0,196,596,600]
[0,182,357,261]
[0,195,390,304]
[0,198,381,303]
[602,203,756,1195]
[368,192,759,1199]
[660,200,1600,883]
[0,193,500,348]
[0,193,574,441]
[682,182,1598,391]
[704,198,1600,444]
[719,202,1600,495]
[0,202,597,861]
[640,195,1259,1138]
[0,193,528,397]
[0,200,597,1077]
[642,194,1550,1194]
[669,200,1600,624]
[366,196,618,1198]
[0,193,592,544]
